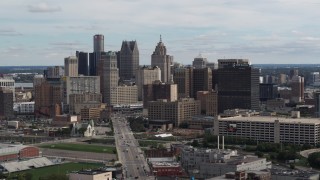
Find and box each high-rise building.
[151,36,173,83]
[69,93,102,115]
[206,90,218,117]
[278,74,287,85]
[290,75,304,103]
[148,98,200,126]
[192,54,207,69]
[110,85,138,105]
[259,83,278,102]
[196,90,218,116]
[76,51,89,76]
[119,41,139,80]
[0,87,13,119]
[46,66,64,79]
[193,67,212,99]
[0,76,15,101]
[64,56,78,77]
[93,34,104,52]
[173,67,193,98]
[34,80,62,117]
[62,76,100,105]
[289,69,299,80]
[89,34,105,76]
[217,59,250,69]
[143,80,178,108]
[98,51,119,104]
[310,72,320,86]
[215,59,260,113]
[315,91,320,117]
[136,66,161,100]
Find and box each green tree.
[307,152,320,169]
[255,151,264,158]
[191,140,199,147]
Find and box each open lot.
[38,143,117,154]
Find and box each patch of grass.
[138,140,165,148]
[38,143,117,154]
[9,162,103,180]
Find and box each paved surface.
[112,113,154,180]
[41,148,117,163]
[300,148,320,158]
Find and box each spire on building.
[160,34,162,43]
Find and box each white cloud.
[28,2,61,13]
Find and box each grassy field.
[9,162,103,180]
[39,143,117,154]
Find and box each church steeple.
[160,34,162,43]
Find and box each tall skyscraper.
[93,34,104,52]
[0,87,13,119]
[173,67,193,98]
[192,54,208,69]
[64,56,78,77]
[151,36,173,83]
[193,67,212,99]
[119,41,139,80]
[215,59,260,113]
[290,75,304,103]
[98,51,119,104]
[315,91,320,117]
[143,80,178,108]
[0,76,15,101]
[76,51,89,76]
[89,34,105,76]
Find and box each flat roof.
[220,116,320,125]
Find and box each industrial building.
[180,145,269,179]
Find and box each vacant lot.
[38,143,117,154]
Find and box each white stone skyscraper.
[151,36,173,83]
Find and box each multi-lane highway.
[112,113,154,179]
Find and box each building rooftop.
[72,169,111,175]
[220,116,320,124]
[151,162,181,168]
[0,143,29,156]
[271,169,319,178]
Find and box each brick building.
[0,144,39,162]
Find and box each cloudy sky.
[1,0,320,66]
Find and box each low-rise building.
[69,170,112,180]
[52,115,78,127]
[13,102,35,114]
[181,146,269,179]
[0,144,39,162]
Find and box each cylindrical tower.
[93,34,104,52]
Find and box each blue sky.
[1,0,320,66]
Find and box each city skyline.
[1,0,320,66]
